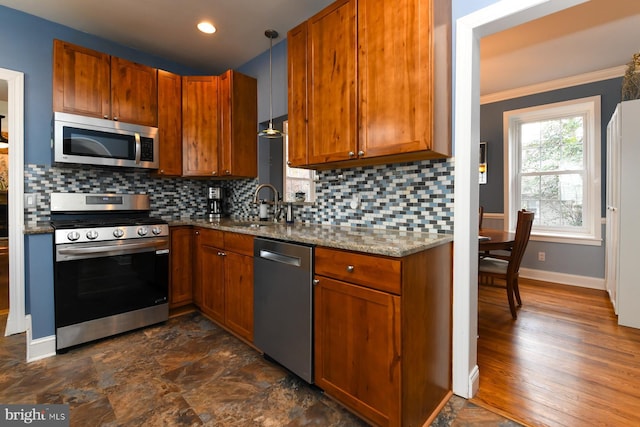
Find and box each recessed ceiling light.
[197,21,216,34]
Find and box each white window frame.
[282,120,316,202]
[503,95,601,246]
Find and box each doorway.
[0,67,25,337]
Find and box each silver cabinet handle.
[313,279,320,285]
[348,151,355,157]
[346,265,354,272]
[134,132,141,164]
[225,170,231,175]
[358,150,364,156]
[287,161,292,166]
[217,251,226,256]
[113,116,119,121]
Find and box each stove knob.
[86,230,99,240]
[113,228,125,238]
[67,231,80,242]
[137,227,149,237]
[152,226,163,235]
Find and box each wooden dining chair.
[478,209,535,319]
[478,206,485,230]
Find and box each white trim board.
[25,315,56,362]
[520,268,605,290]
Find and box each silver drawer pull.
[346,265,354,272]
[313,279,320,285]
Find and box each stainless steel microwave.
[53,112,159,169]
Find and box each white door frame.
[1,68,25,336]
[452,0,589,398]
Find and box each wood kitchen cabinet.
[286,22,309,167]
[219,70,258,178]
[287,0,451,169]
[53,39,158,126]
[157,70,183,176]
[182,76,220,177]
[169,226,193,309]
[194,228,254,342]
[314,243,452,427]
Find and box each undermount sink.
[231,221,278,228]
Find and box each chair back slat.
[507,210,535,276]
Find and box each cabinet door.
[314,276,401,427]
[287,21,308,167]
[307,0,358,164]
[224,251,254,342]
[219,70,258,178]
[194,229,225,323]
[157,70,182,176]
[53,39,110,119]
[111,57,158,126]
[358,0,450,158]
[169,227,192,308]
[182,76,220,177]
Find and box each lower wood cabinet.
[169,226,193,308]
[314,243,453,427]
[194,227,254,342]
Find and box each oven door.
[54,237,169,329]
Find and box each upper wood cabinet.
[219,70,258,178]
[157,70,182,176]
[182,75,220,177]
[53,39,158,127]
[287,0,451,169]
[287,22,309,168]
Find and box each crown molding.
[480,65,626,104]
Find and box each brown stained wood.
[287,21,309,168]
[194,228,225,323]
[223,231,253,257]
[169,227,193,308]
[314,275,401,427]
[224,250,253,342]
[219,70,257,178]
[156,69,182,176]
[307,0,358,164]
[53,39,110,119]
[182,75,219,177]
[474,278,640,426]
[314,246,401,294]
[110,56,158,127]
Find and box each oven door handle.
[57,240,167,260]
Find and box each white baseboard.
[25,315,56,362]
[520,267,605,290]
[469,365,480,398]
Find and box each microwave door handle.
[134,132,141,164]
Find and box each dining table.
[479,227,516,252]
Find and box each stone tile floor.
[0,312,520,426]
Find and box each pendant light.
[258,29,282,139]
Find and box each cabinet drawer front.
[195,228,224,247]
[224,232,254,256]
[315,247,401,294]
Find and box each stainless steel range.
[50,193,169,352]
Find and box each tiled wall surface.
[25,158,454,233]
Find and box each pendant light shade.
[258,29,282,139]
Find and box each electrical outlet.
[538,251,546,262]
[24,193,37,208]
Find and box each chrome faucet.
[253,183,281,221]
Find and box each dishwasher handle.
[259,249,302,267]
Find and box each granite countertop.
[24,218,452,258]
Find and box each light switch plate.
[24,193,37,208]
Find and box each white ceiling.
[0,0,639,100]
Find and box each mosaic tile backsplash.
[24,158,454,233]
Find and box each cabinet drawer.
[195,228,224,247]
[224,232,254,256]
[315,247,401,294]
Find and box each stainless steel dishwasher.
[254,237,314,383]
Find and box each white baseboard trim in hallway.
[520,267,605,290]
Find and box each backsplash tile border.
[24,158,454,233]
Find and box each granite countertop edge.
[24,218,453,258]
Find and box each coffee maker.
[207,186,224,221]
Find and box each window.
[504,96,601,245]
[282,121,315,202]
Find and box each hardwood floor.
[473,278,640,426]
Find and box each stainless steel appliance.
[51,193,169,351]
[207,186,224,220]
[253,237,314,383]
[53,112,159,169]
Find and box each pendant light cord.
[269,35,274,130]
